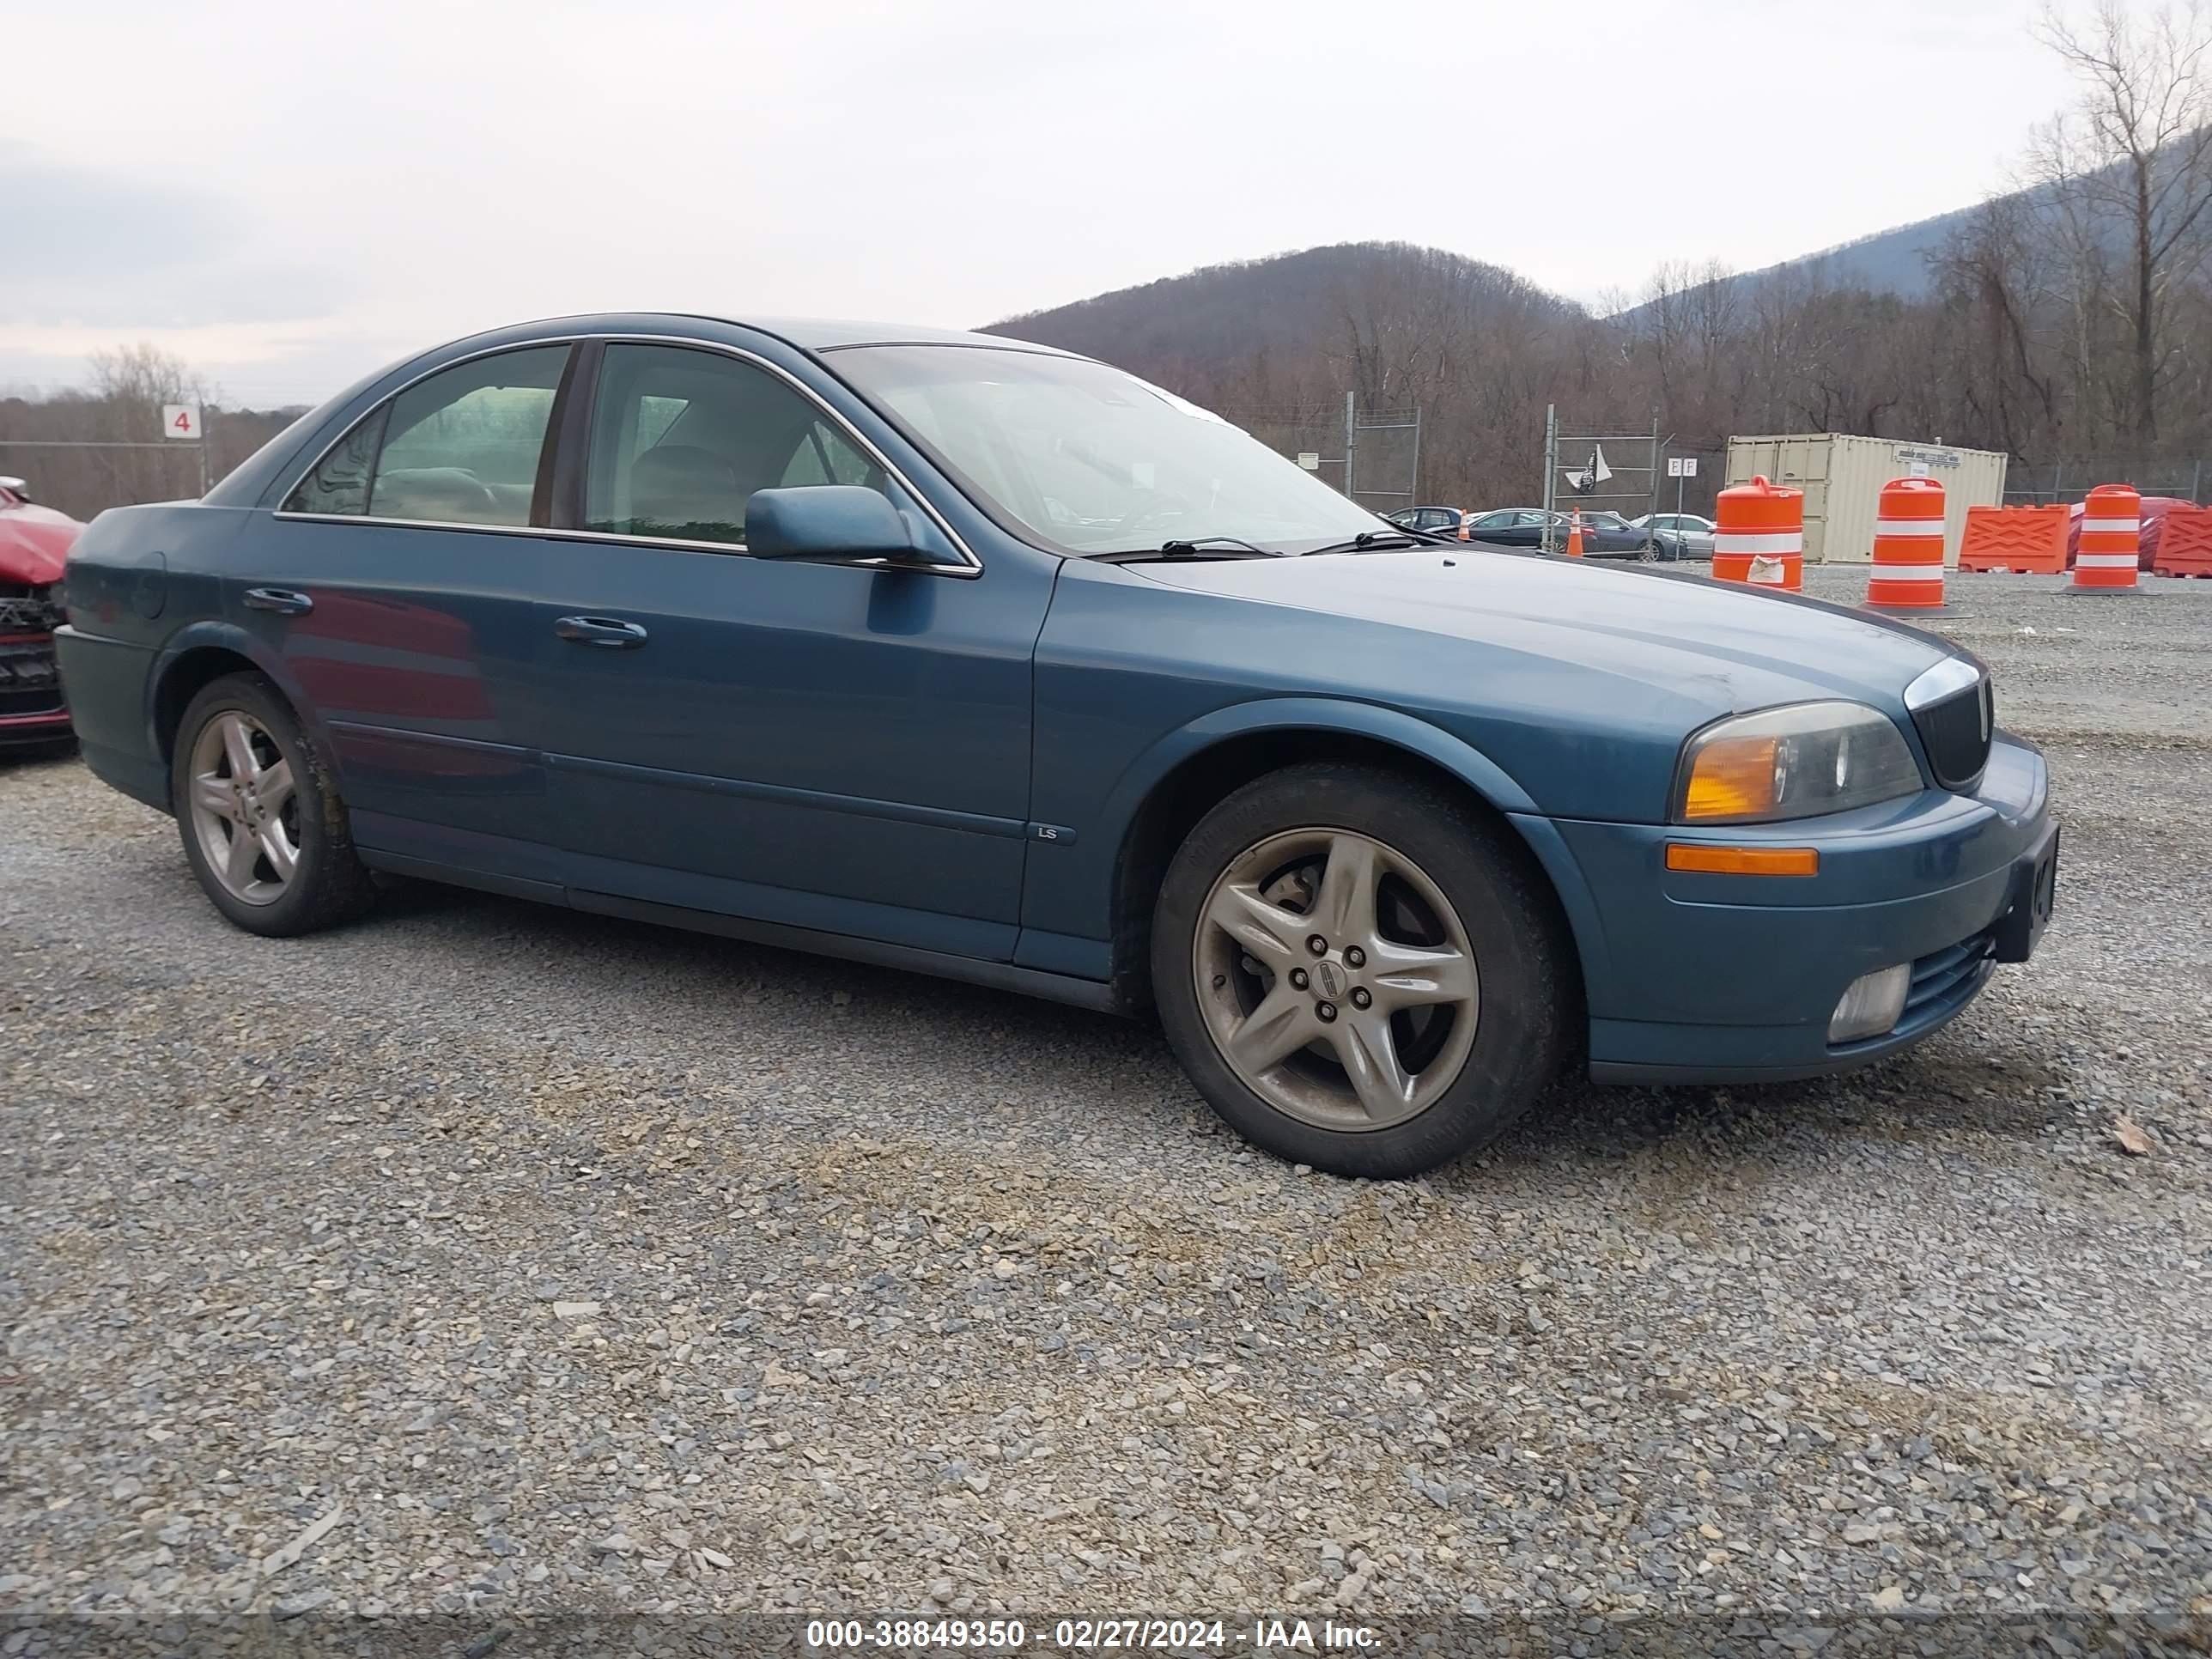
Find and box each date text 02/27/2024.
[803,1618,1382,1651]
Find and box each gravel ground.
[3,564,2210,1650]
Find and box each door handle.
[244,587,313,617]
[554,615,649,649]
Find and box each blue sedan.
[54,314,2057,1177]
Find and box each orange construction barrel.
[1712,474,1802,589]
[2072,483,2141,591]
[1865,477,1947,608]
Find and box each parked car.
[1461,507,1662,558]
[2064,495,2191,569]
[0,475,81,753]
[1383,504,1462,535]
[1632,512,1717,560]
[58,315,2058,1178]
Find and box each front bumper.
[1513,732,2055,1085]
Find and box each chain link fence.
[2003,457,2211,506]
[1215,404,1423,514]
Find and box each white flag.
[1563,444,1613,495]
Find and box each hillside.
[969,154,2212,519]
[1620,148,2176,316]
[1730,207,1971,299]
[982,241,1580,372]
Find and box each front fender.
[1101,696,1542,822]
[1012,696,1561,989]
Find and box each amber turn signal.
[1664,844,1820,877]
[1680,735,1780,820]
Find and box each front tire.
[1151,762,1573,1178]
[171,673,377,937]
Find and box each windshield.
[829,345,1389,555]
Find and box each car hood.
[1133,546,1952,714]
[0,503,81,586]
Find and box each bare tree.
[2033,0,2212,439]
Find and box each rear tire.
[171,673,377,938]
[1151,762,1573,1178]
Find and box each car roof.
[198,312,1097,511]
[673,313,1082,356]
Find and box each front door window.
[584,344,890,548]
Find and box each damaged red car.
[0,476,80,752]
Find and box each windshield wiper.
[1091,536,1280,563]
[1296,531,1429,556]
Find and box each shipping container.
[1723,434,2008,564]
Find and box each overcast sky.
[3,0,2093,407]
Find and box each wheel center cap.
[1314,959,1346,1000]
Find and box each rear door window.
[284,407,387,516]
[283,345,569,526]
[372,348,568,526]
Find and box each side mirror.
[746,485,917,563]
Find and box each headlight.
[1674,702,1923,824]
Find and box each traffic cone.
[1714,475,1804,589]
[1457,512,1471,542]
[1865,476,1948,609]
[1565,510,1585,559]
[2072,483,2142,591]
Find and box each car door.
[1593,515,1640,553]
[1467,511,1524,545]
[535,339,1052,962]
[252,343,576,883]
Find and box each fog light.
[1828,963,1911,1044]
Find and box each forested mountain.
[986,242,1599,509]
[985,243,1579,378]
[1635,206,1973,309]
[982,111,2212,514]
[985,0,2212,514]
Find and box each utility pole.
[1343,391,1357,505]
[1646,413,1662,526]
[1541,404,1558,553]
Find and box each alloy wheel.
[185,710,301,906]
[1192,828,1480,1132]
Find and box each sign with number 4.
[162,404,201,441]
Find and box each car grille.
[1899,930,1996,1032]
[0,585,66,720]
[1911,672,1993,791]
[0,581,65,634]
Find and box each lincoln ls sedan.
[55,314,2058,1177]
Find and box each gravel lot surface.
[3,564,2210,1648]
